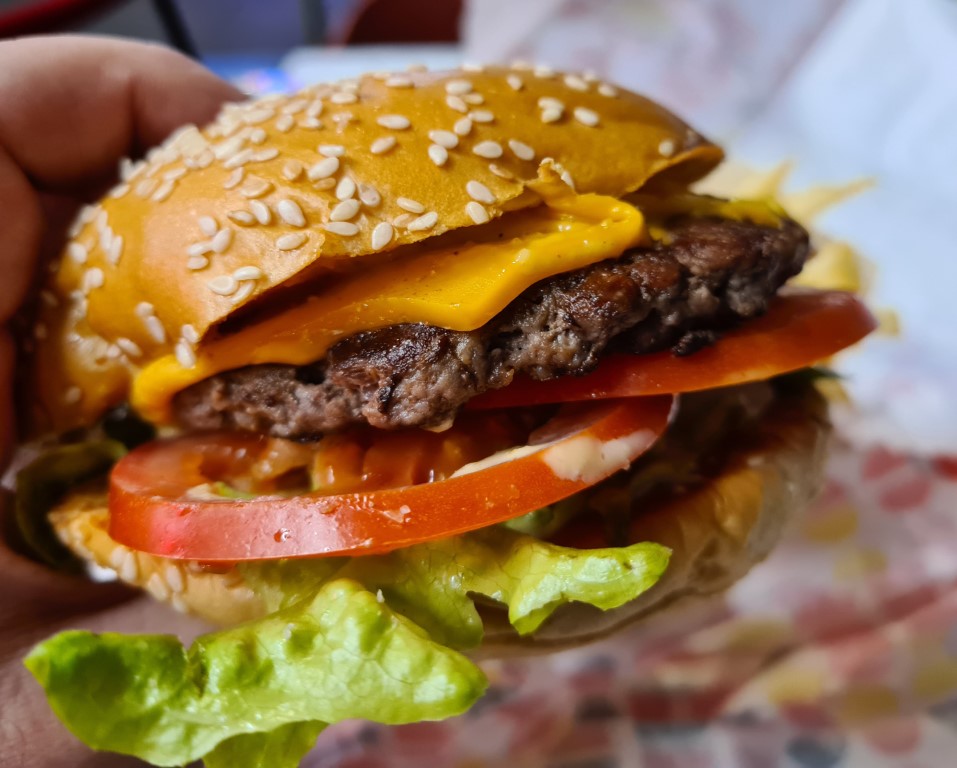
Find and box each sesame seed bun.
[47,385,828,651]
[29,66,721,435]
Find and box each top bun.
[29,65,722,433]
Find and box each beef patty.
[174,215,809,439]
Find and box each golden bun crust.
[30,66,720,434]
[49,386,828,647]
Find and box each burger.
[16,65,874,767]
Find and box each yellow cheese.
[132,192,647,423]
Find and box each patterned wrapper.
[304,434,957,767]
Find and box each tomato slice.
[108,396,673,562]
[470,289,875,410]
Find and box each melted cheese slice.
[132,192,646,423]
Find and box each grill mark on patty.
[173,215,810,439]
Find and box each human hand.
[0,35,241,767]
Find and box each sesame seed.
[472,140,503,159]
[163,167,187,182]
[541,107,563,123]
[64,386,82,405]
[207,274,238,296]
[392,213,413,228]
[281,160,303,181]
[99,227,113,253]
[538,97,564,111]
[445,79,473,95]
[466,180,495,204]
[117,338,142,357]
[135,178,159,198]
[145,315,167,343]
[83,267,104,292]
[146,573,170,601]
[463,93,484,105]
[511,59,532,70]
[385,75,413,88]
[561,169,576,190]
[465,201,490,224]
[340,79,360,93]
[227,210,256,226]
[359,184,381,207]
[276,232,308,250]
[187,255,209,270]
[213,136,245,160]
[318,144,346,157]
[68,243,88,264]
[489,162,512,179]
[335,176,356,200]
[298,117,322,129]
[446,94,469,113]
[275,114,295,132]
[110,183,130,199]
[107,235,124,265]
[230,280,255,305]
[330,92,357,105]
[224,148,254,169]
[454,117,473,136]
[377,114,411,130]
[396,197,425,214]
[306,100,323,117]
[332,112,354,129]
[429,129,458,148]
[407,211,438,232]
[508,139,535,161]
[233,266,263,282]
[370,136,397,154]
[598,83,618,98]
[151,180,175,202]
[469,110,495,124]
[135,301,155,318]
[211,228,233,253]
[249,128,267,144]
[119,551,139,582]
[164,564,185,594]
[573,106,600,127]
[330,199,361,221]
[175,339,197,368]
[428,144,448,166]
[313,178,336,190]
[199,216,218,237]
[280,98,307,116]
[534,65,556,78]
[249,200,272,225]
[462,62,485,72]
[658,139,676,157]
[371,222,394,250]
[243,107,275,125]
[223,167,245,189]
[240,178,273,198]
[323,221,359,236]
[564,74,589,91]
[251,148,280,162]
[583,69,599,82]
[194,149,214,169]
[277,199,307,227]
[180,324,200,345]
[308,156,340,180]
[506,74,524,91]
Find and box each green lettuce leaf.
[25,579,486,767]
[244,527,671,648]
[14,440,126,568]
[205,722,326,768]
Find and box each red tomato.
[108,396,673,562]
[469,289,875,410]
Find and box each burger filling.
[174,213,808,438]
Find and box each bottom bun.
[49,384,829,651]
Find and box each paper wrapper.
[303,435,957,767]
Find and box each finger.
[0,149,41,323]
[0,331,14,464]
[0,35,243,192]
